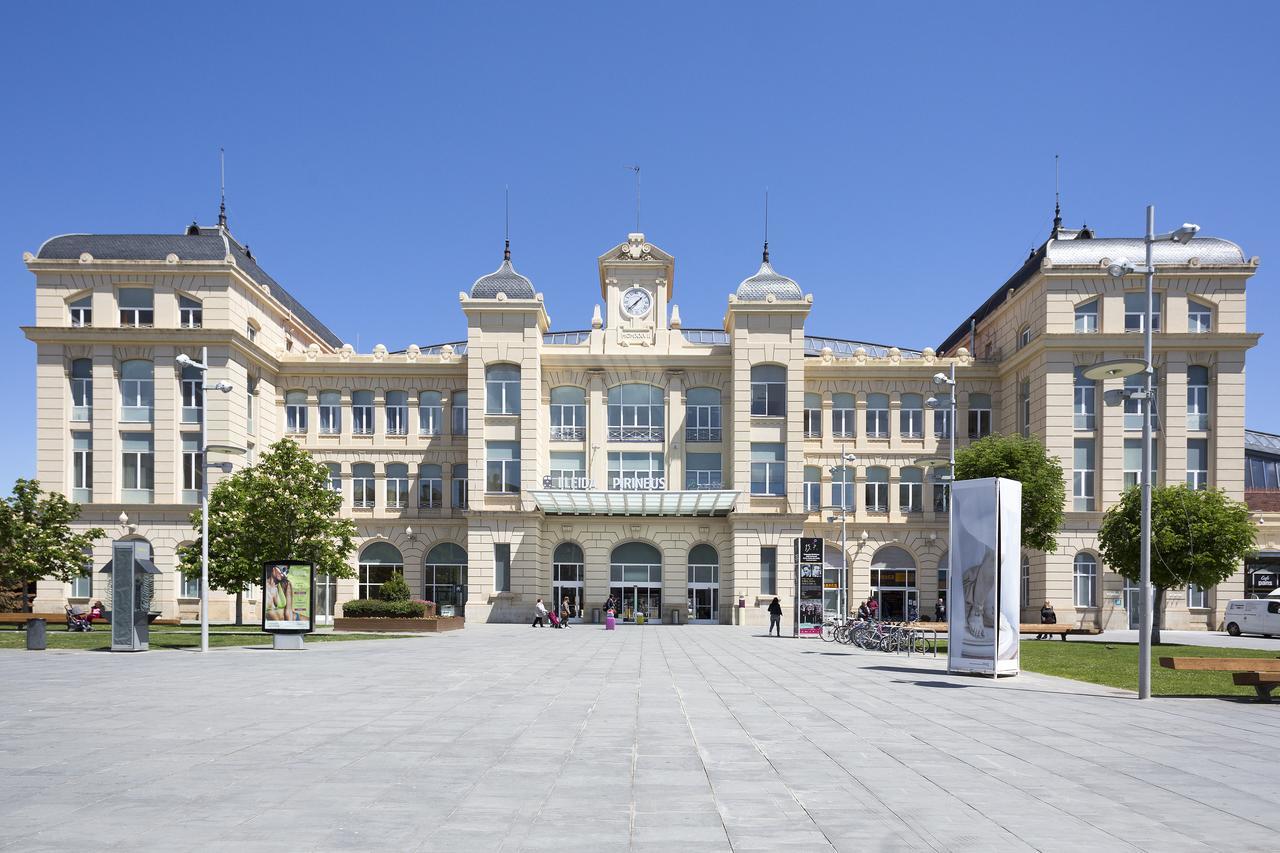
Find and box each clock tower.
[597,232,674,348]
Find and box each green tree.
[178,439,356,623]
[954,434,1066,553]
[1097,484,1255,644]
[0,479,105,609]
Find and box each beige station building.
[19,211,1263,629]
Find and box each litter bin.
[592,608,601,624]
[669,608,682,625]
[26,618,46,651]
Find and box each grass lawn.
[0,623,414,651]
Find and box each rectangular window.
[1074,300,1098,333]
[967,394,991,439]
[932,395,951,439]
[686,402,722,442]
[608,451,665,491]
[246,382,256,434]
[118,288,154,327]
[451,392,468,435]
[831,395,855,438]
[318,391,341,434]
[1123,439,1159,491]
[352,391,374,435]
[1074,371,1095,431]
[1187,438,1209,490]
[1188,300,1212,333]
[899,474,923,513]
[803,407,821,438]
[385,466,409,509]
[386,399,409,436]
[486,441,521,493]
[121,433,154,502]
[181,434,203,504]
[71,432,92,503]
[831,469,854,510]
[685,451,722,490]
[418,393,443,437]
[180,572,201,599]
[865,394,889,438]
[351,465,376,508]
[1019,379,1031,438]
[178,295,202,329]
[486,368,521,415]
[803,469,821,511]
[69,296,92,328]
[760,546,777,595]
[548,451,587,489]
[1124,292,1162,333]
[120,363,154,423]
[452,464,468,509]
[900,397,923,439]
[1074,559,1097,608]
[750,443,785,496]
[864,471,888,513]
[494,544,511,593]
[326,463,342,496]
[1124,372,1160,431]
[181,371,203,424]
[750,378,785,417]
[71,361,93,421]
[933,482,950,513]
[549,394,586,441]
[1187,584,1208,609]
[1186,367,1209,432]
[1073,439,1095,511]
[71,568,92,598]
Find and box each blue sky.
[1,1,1276,488]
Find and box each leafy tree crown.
[954,433,1065,553]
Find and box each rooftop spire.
[625,164,641,232]
[762,188,770,263]
[217,147,227,229]
[1051,153,1062,237]
[504,185,511,261]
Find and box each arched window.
[120,360,154,422]
[425,542,467,612]
[967,392,991,439]
[864,466,889,512]
[898,467,923,513]
[1017,325,1032,349]
[118,287,153,327]
[285,391,307,433]
[178,294,202,329]
[418,463,443,508]
[554,542,584,564]
[386,391,408,436]
[803,392,822,437]
[1187,366,1210,431]
[419,391,443,436]
[832,393,855,438]
[69,294,92,327]
[872,546,915,569]
[1074,367,1096,431]
[352,390,374,435]
[610,542,662,586]
[486,363,521,415]
[1074,298,1099,334]
[865,393,889,438]
[750,365,786,417]
[1073,553,1097,607]
[608,384,664,442]
[358,542,403,600]
[552,542,583,620]
[70,359,92,421]
[386,463,409,509]
[181,364,204,424]
[685,387,722,442]
[1188,299,1212,333]
[550,387,587,440]
[324,462,342,495]
[831,466,854,510]
[352,463,375,508]
[803,465,821,512]
[900,393,923,439]
[319,391,341,434]
[688,544,720,620]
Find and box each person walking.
[934,596,946,623]
[532,597,547,628]
[560,596,573,629]
[1037,599,1056,640]
[603,594,616,621]
[767,597,783,637]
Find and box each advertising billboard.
[947,478,1020,675]
[262,560,315,634]
[798,537,824,636]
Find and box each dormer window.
[118,288,153,327]
[179,295,202,328]
[1188,299,1212,333]
[1124,292,1161,333]
[69,295,92,327]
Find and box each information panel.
[947,478,1020,675]
[262,560,315,634]
[798,537,824,636]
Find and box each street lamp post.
[827,448,858,617]
[928,363,958,619]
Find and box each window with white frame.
[119,360,154,423]
[69,295,92,327]
[451,463,468,509]
[486,441,521,493]
[246,378,257,434]
[803,465,821,512]
[1187,438,1209,490]
[1123,438,1159,491]
[1018,325,1032,349]
[178,295,202,328]
[608,384,664,442]
[386,391,409,436]
[550,386,586,441]
[900,393,923,439]
[418,391,443,436]
[932,393,951,439]
[865,393,889,438]
[325,463,342,496]
[417,463,443,507]
[608,451,665,491]
[386,463,410,509]
[1186,366,1209,432]
[830,465,854,510]
[548,451,587,489]
[1187,299,1212,333]
[486,363,521,415]
[937,550,948,607]
[760,546,777,595]
[494,543,511,593]
[71,551,93,598]
[451,391,468,435]
[351,463,376,508]
[750,365,786,417]
[899,467,923,513]
[352,390,374,435]
[118,288,154,327]
[864,466,889,512]
[1073,553,1097,607]
[180,364,203,424]
[246,321,258,342]
[1073,367,1095,431]
[1187,584,1208,609]
[685,451,721,490]
[1020,554,1030,607]
[285,391,307,433]
[70,359,92,421]
[1124,291,1162,333]
[1124,370,1160,431]
[181,434,203,504]
[71,432,92,503]
[967,393,991,439]
[1073,439,1095,511]
[179,569,200,599]
[832,393,855,438]
[933,481,950,513]
[1074,298,1099,334]
[750,443,785,496]
[803,392,822,438]
[358,542,403,600]
[1019,378,1032,437]
[318,391,341,434]
[121,433,154,503]
[685,387,721,442]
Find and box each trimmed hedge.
[340,599,426,618]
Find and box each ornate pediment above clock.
[597,232,674,299]
[618,233,654,261]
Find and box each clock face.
[621,287,653,318]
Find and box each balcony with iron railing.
[608,425,664,442]
[550,425,586,441]
[685,427,722,443]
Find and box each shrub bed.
[340,599,425,618]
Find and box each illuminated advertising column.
[798,537,824,637]
[947,478,1020,676]
[262,560,315,649]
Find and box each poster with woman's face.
[263,562,313,632]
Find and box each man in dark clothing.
[767,597,783,637]
[1037,600,1056,639]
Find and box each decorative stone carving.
[165,253,179,264]
[406,344,421,362]
[340,343,354,361]
[957,347,972,365]
[440,344,455,363]
[618,233,653,261]
[888,347,901,364]
[496,292,508,301]
[591,305,603,329]
[78,252,93,264]
[306,343,320,361]
[922,347,936,364]
[22,251,34,262]
[458,291,468,302]
[854,346,867,365]
[820,346,833,364]
[373,344,388,361]
[670,304,682,329]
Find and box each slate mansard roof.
[37,228,345,348]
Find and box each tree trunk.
[1151,586,1167,646]
[235,590,243,626]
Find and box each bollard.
[26,618,47,651]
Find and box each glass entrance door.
[610,584,662,622]
[553,543,585,621]
[686,549,720,623]
[871,567,918,622]
[687,586,718,622]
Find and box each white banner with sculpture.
[948,477,1020,676]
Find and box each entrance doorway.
[610,542,662,623]
[1123,579,1140,629]
[687,544,719,623]
[871,546,918,622]
[553,542,584,621]
[424,542,468,617]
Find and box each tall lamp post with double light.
[927,362,957,619]
[176,348,245,653]
[825,449,858,617]
[1084,208,1198,700]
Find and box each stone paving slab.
[1,624,1277,851]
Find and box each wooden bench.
[1019,623,1101,640]
[1159,657,1280,701]
[0,612,181,627]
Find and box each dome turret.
[734,243,802,301]
[469,241,534,299]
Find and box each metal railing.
[608,426,664,442]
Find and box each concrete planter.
[333,616,464,633]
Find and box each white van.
[1224,598,1280,637]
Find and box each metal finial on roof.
[763,189,769,263]
[1051,154,1062,237]
[217,147,227,229]
[504,185,511,261]
[625,164,641,231]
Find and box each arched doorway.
[552,542,584,621]
[610,542,662,623]
[871,546,917,621]
[424,542,467,617]
[687,544,719,623]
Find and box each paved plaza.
[2,625,1278,852]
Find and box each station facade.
[20,216,1261,628]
